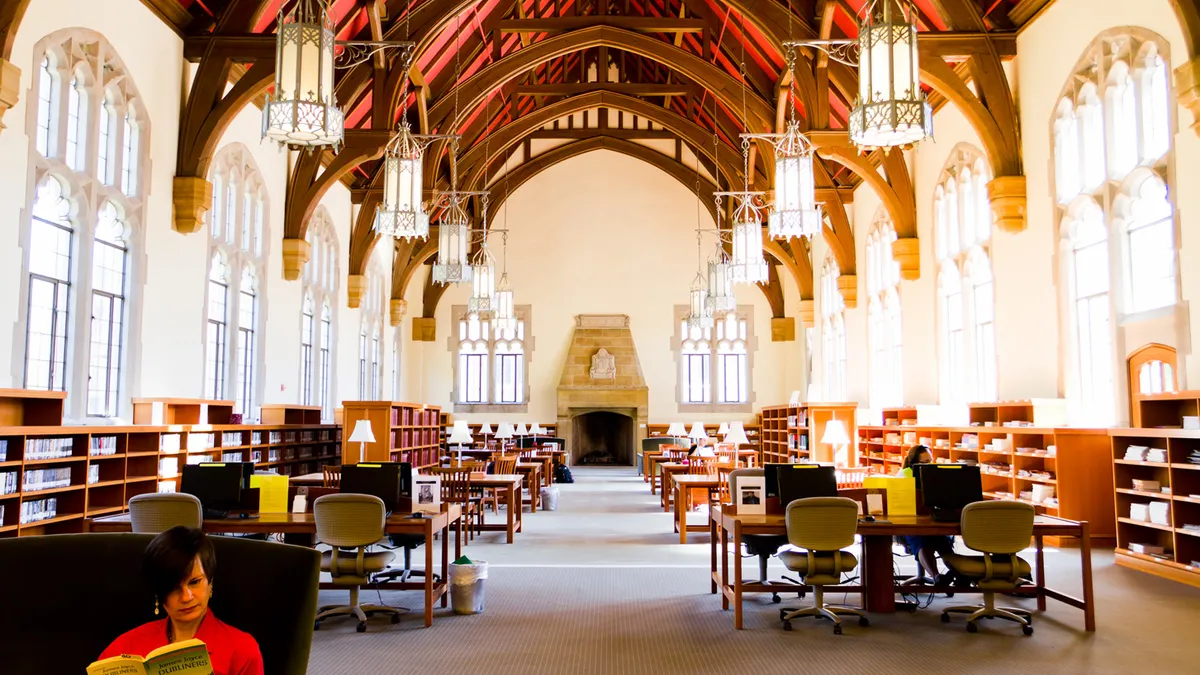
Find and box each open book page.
[88,639,213,675]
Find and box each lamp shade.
[717,422,730,436]
[529,424,545,435]
[820,419,851,446]
[375,123,429,240]
[688,423,707,440]
[849,0,931,149]
[262,0,343,148]
[348,419,375,443]
[494,423,514,440]
[514,423,529,436]
[724,423,750,446]
[447,420,474,445]
[478,423,494,435]
[666,422,687,437]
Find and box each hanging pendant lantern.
[375,122,429,240]
[494,272,516,332]
[432,196,472,285]
[467,242,497,318]
[849,0,931,150]
[263,0,343,149]
[728,196,769,285]
[685,270,714,330]
[707,246,736,316]
[768,120,821,239]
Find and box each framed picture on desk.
[736,476,765,515]
[414,476,441,513]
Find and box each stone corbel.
[798,300,815,328]
[281,238,310,281]
[1175,56,1200,137]
[412,317,436,342]
[837,274,858,309]
[390,299,407,326]
[771,317,796,342]
[347,274,366,309]
[0,59,20,132]
[171,177,213,234]
[891,237,920,281]
[987,175,1028,233]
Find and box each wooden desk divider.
[0,393,339,540]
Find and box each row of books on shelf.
[1131,479,1169,493]
[90,437,117,455]
[23,467,72,491]
[991,489,1059,507]
[1,471,17,495]
[787,435,808,451]
[1124,446,1167,462]
[24,437,73,461]
[20,497,57,524]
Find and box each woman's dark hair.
[903,445,932,470]
[144,526,216,603]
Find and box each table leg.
[1035,534,1047,612]
[506,485,516,543]
[733,521,744,629]
[710,516,718,594]
[424,520,435,627]
[440,519,450,609]
[455,514,463,559]
[1081,520,1095,632]
[720,521,730,610]
[662,473,673,512]
[530,472,538,513]
[862,534,895,613]
[676,481,686,543]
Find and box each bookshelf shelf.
[341,401,442,468]
[1118,517,1174,532]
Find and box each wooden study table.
[709,506,1096,632]
[86,506,463,627]
[673,474,722,543]
[468,474,525,543]
[515,462,543,511]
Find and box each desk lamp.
[717,422,730,437]
[348,419,375,463]
[514,423,529,449]
[725,422,750,446]
[665,422,686,445]
[479,422,494,446]
[495,422,514,451]
[447,421,474,462]
[821,419,852,467]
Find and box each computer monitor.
[181,463,244,517]
[776,464,839,506]
[340,462,412,513]
[917,464,983,522]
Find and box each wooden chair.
[487,454,519,513]
[428,468,483,541]
[322,465,341,488]
[714,444,740,467]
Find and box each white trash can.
[449,560,488,615]
[540,486,560,511]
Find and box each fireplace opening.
[572,411,634,466]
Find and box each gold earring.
[154,599,160,616]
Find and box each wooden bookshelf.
[341,401,442,468]
[646,421,762,459]
[1133,390,1200,429]
[131,398,235,425]
[440,420,559,446]
[968,399,1067,428]
[260,404,323,425]
[760,404,857,465]
[0,389,66,426]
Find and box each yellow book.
[864,475,917,516]
[87,638,213,675]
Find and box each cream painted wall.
[398,149,804,425]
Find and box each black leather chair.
[0,533,320,675]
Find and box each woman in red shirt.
[100,526,263,675]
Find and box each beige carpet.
[308,467,1199,674]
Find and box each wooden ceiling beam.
[514,82,691,96]
[498,17,707,33]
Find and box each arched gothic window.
[821,254,846,401]
[867,210,902,407]
[302,206,338,417]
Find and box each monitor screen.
[918,464,983,513]
[340,462,411,512]
[776,464,838,506]
[181,463,244,512]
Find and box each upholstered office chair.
[940,500,1036,635]
[728,469,802,603]
[128,493,203,533]
[312,494,403,632]
[778,497,869,634]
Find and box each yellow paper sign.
[250,473,289,513]
[864,475,917,516]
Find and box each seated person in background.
[899,445,956,584]
[100,526,263,675]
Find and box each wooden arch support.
[0,0,31,133]
[1171,0,1200,137]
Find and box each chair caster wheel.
[940,613,950,623]
[356,621,367,633]
[859,617,870,627]
[966,622,978,633]
[313,621,321,631]
[779,609,789,621]
[1022,625,1034,636]
[833,624,843,635]
[782,621,793,631]
[771,593,781,604]
[391,613,401,624]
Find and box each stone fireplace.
[556,314,649,466]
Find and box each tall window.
[302,207,338,416]
[452,307,531,409]
[820,254,846,401]
[88,202,128,417]
[867,210,902,407]
[206,144,268,418]
[934,147,996,404]
[359,260,386,400]
[1053,31,1175,424]
[24,34,147,419]
[674,308,754,409]
[300,294,315,405]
